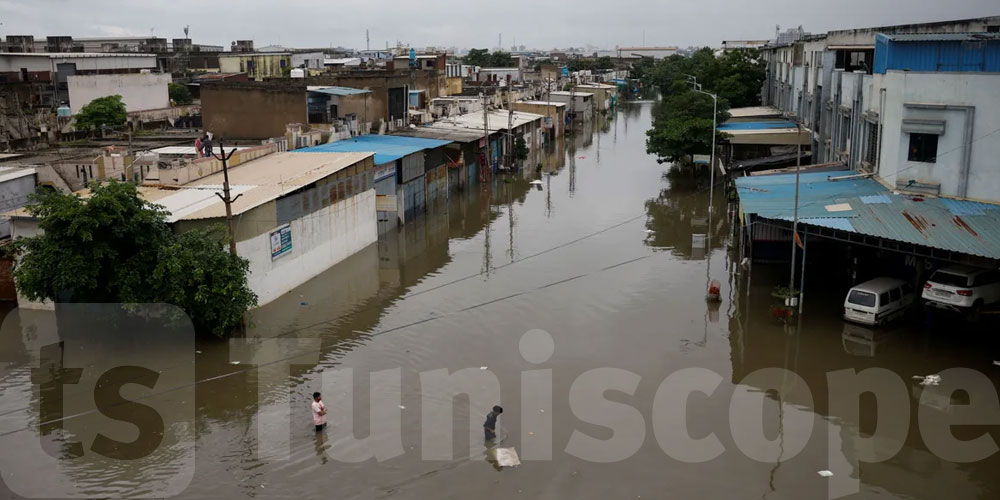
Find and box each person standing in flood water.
[483,405,502,442]
[312,392,327,432]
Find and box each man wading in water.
[483,405,503,443]
[312,392,327,432]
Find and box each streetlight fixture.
[689,82,718,215]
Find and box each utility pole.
[211,140,242,256]
[506,87,514,170]
[788,122,802,307]
[481,93,492,178]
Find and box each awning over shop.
[736,169,1000,259]
[719,120,811,146]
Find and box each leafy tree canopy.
[641,48,764,163]
[567,56,615,72]
[463,49,514,67]
[168,82,193,105]
[13,181,257,337]
[74,95,127,132]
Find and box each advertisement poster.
[269,224,292,260]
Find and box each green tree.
[640,47,764,164]
[463,48,491,67]
[646,91,730,163]
[513,136,529,161]
[74,95,127,132]
[594,56,614,70]
[150,227,256,337]
[463,49,514,67]
[168,82,193,105]
[13,181,257,337]
[488,51,514,67]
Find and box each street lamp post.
[691,83,718,214]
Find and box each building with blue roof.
[736,168,1000,265]
[296,135,452,229]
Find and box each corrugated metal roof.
[737,170,1000,259]
[882,33,1000,42]
[875,32,1000,73]
[306,86,371,96]
[295,135,450,165]
[392,127,485,143]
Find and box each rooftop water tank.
[57,105,71,117]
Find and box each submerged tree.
[13,181,256,337]
[642,48,763,164]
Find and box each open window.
[907,133,938,163]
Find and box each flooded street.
[3,102,1000,499]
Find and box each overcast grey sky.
[1,0,997,50]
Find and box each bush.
[168,82,193,105]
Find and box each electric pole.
[482,93,492,178]
[211,140,242,256]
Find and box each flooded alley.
[3,102,1000,500]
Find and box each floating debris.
[817,470,833,477]
[913,374,941,386]
[229,361,241,365]
[494,447,521,467]
[480,366,488,370]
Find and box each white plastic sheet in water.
[494,447,521,467]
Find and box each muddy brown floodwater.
[2,102,1000,499]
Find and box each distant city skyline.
[1,0,997,51]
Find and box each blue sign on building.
[561,66,569,77]
[270,224,292,260]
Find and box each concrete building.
[430,96,483,120]
[739,17,1000,282]
[572,83,617,111]
[218,52,292,81]
[866,33,1000,202]
[201,81,306,139]
[0,52,157,83]
[476,67,522,85]
[297,135,453,230]
[306,86,374,140]
[547,91,594,122]
[173,152,378,305]
[67,73,171,114]
[0,167,36,238]
[292,52,325,71]
[511,100,567,138]
[761,15,1000,169]
[721,40,770,52]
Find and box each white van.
[843,278,915,326]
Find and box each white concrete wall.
[237,189,378,305]
[68,73,171,114]
[873,71,1000,203]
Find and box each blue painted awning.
[718,120,798,131]
[295,135,451,165]
[737,170,1000,259]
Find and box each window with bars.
[864,123,880,165]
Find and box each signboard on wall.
[269,224,292,260]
